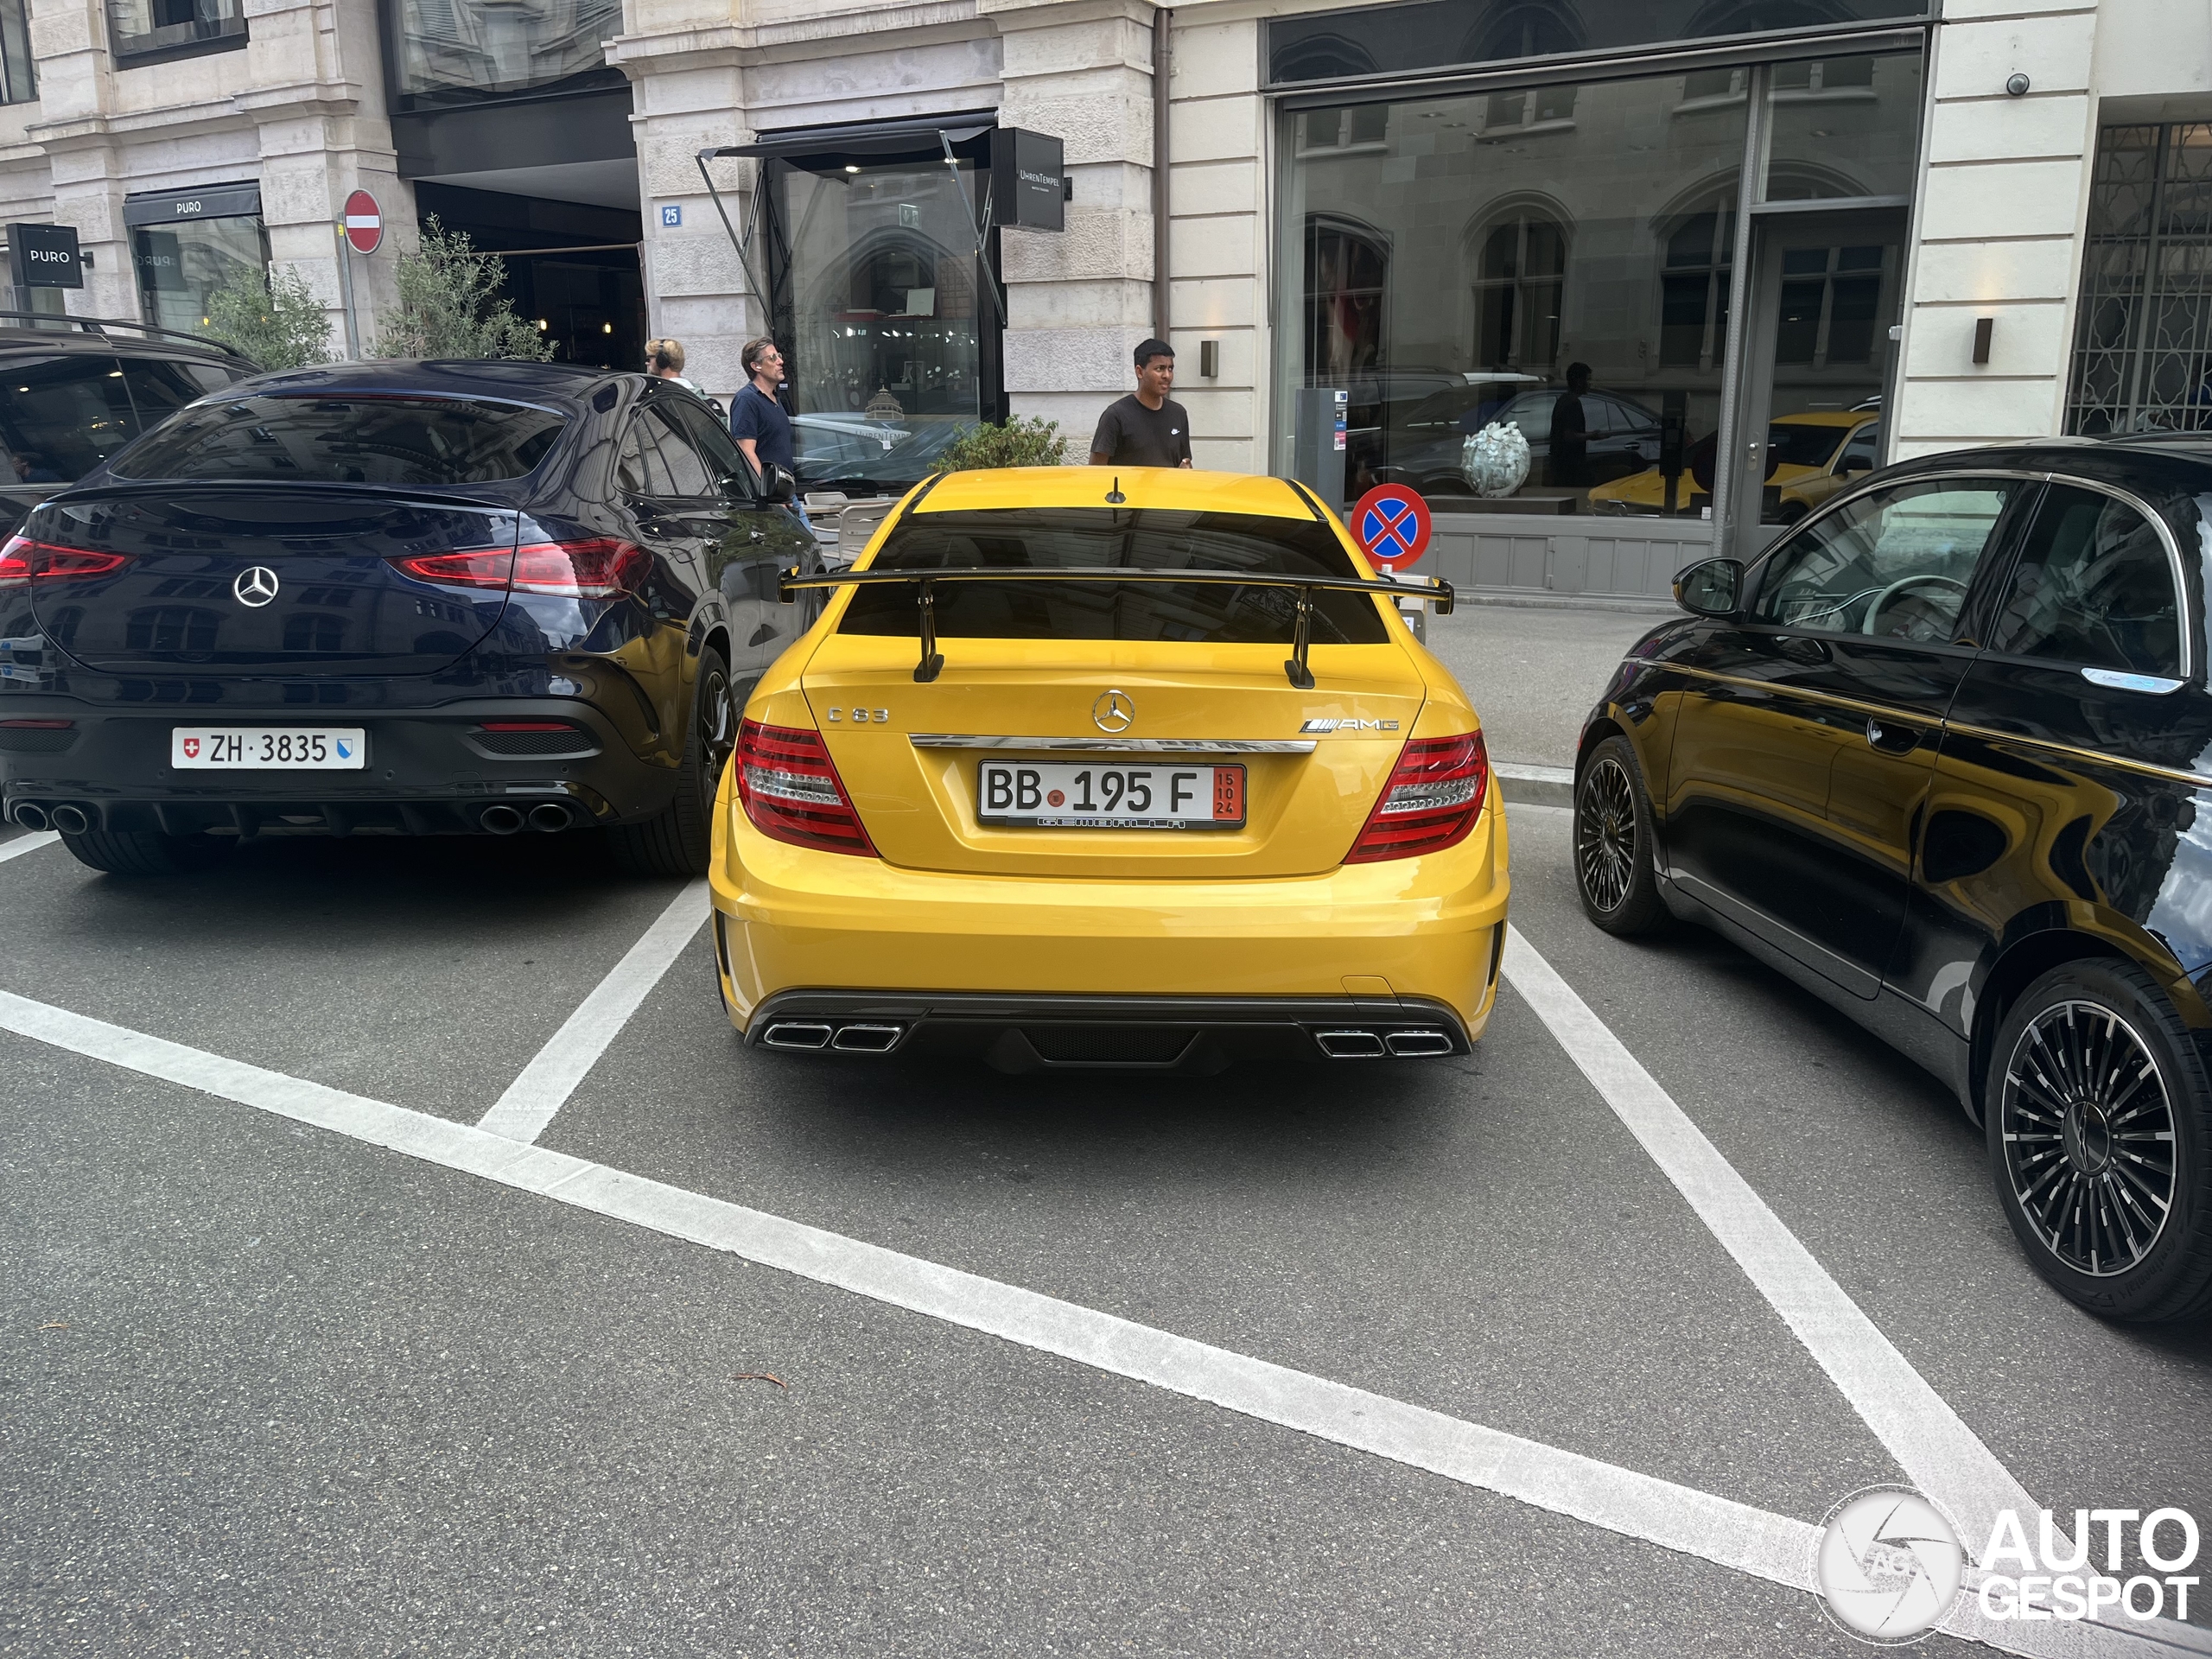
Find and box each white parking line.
[0,830,57,864]
[1503,925,2041,1556]
[0,985,2197,1656]
[474,879,710,1144]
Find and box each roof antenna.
[1104,474,1126,505]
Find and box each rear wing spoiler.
[777,565,1454,688]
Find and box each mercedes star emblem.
[233,566,281,607]
[1091,689,1135,734]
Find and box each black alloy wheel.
[1987,959,2212,1322]
[1573,734,1669,935]
[612,647,737,878]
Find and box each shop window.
[1471,209,1567,372]
[1774,245,1885,366]
[1298,105,1389,155]
[1764,54,1921,200]
[1460,4,1583,65]
[1481,86,1578,135]
[0,0,33,102]
[130,209,270,335]
[107,0,245,62]
[2068,123,2212,435]
[1305,216,1389,386]
[394,0,621,100]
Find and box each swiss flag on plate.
[182,737,200,759]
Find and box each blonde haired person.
[645,338,702,395]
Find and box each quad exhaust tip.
[48,804,89,836]
[761,1020,905,1053]
[480,804,525,835]
[11,802,49,830]
[1314,1028,1454,1059]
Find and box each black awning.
[700,111,997,168]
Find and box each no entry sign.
[1351,483,1432,570]
[342,190,382,255]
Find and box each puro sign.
[7,223,84,290]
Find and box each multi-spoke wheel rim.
[1575,756,1638,913]
[699,666,736,812]
[2001,999,2177,1276]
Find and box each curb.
[1495,761,1573,809]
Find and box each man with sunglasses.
[731,337,795,476]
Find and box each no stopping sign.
[1351,484,1431,570]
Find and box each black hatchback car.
[0,312,251,536]
[0,359,816,877]
[1573,436,2212,1322]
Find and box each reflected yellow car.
[1590,410,1879,522]
[706,466,1510,1071]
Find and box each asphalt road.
[3,803,2208,1658]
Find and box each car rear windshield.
[838,507,1392,645]
[1767,423,1849,468]
[111,393,567,486]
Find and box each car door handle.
[1866,716,1924,754]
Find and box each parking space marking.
[474,879,710,1144]
[0,830,57,865]
[1502,925,2042,1558]
[1,984,2199,1657]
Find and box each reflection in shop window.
[1660,201,1733,371]
[131,214,270,335]
[1775,245,1885,367]
[1305,216,1389,388]
[397,0,621,99]
[0,0,32,102]
[107,0,244,60]
[1460,3,1583,64]
[1298,105,1389,154]
[1471,207,1567,372]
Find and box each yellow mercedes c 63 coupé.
[706,466,1510,1072]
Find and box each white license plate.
[170,728,366,770]
[978,761,1244,830]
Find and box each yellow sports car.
[706,466,1510,1071]
[1589,410,1880,521]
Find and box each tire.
[1573,734,1669,935]
[612,647,737,878]
[59,828,232,876]
[1986,958,2212,1323]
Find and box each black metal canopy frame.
[778,565,1455,688]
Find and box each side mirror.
[760,461,797,505]
[1840,458,1873,476]
[1674,556,1743,619]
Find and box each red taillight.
[388,539,650,599]
[734,718,876,857]
[1344,730,1490,863]
[0,536,129,587]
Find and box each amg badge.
[1300,717,1400,734]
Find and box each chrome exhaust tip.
[48,804,90,836]
[761,1021,834,1051]
[480,804,524,835]
[1314,1029,1386,1059]
[11,802,49,830]
[526,803,572,833]
[831,1023,902,1052]
[1384,1030,1453,1058]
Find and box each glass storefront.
[107,0,245,63]
[393,0,621,102]
[768,149,995,494]
[1276,47,1922,532]
[126,189,270,335]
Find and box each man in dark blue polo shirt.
[730,336,795,475]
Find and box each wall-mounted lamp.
[1973,317,1995,365]
[2005,73,2030,97]
[1199,339,1219,378]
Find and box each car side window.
[0,354,140,482]
[1986,483,2181,677]
[118,357,237,428]
[1751,477,2017,642]
[669,396,760,499]
[1838,423,1880,474]
[613,414,661,495]
[639,401,715,497]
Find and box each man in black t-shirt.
[1090,338,1194,469]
